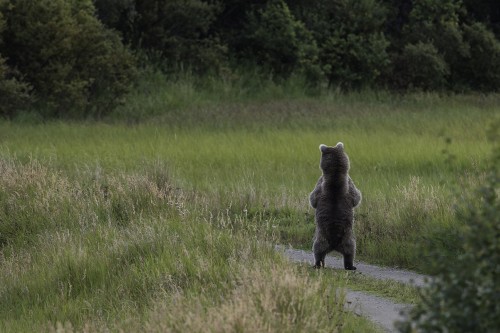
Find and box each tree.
[392,42,449,91]
[242,0,319,80]
[293,0,390,89]
[402,0,468,88]
[463,0,500,38]
[113,0,227,75]
[0,57,32,118]
[0,1,31,118]
[395,0,500,92]
[0,0,136,118]
[93,0,136,39]
[459,23,500,91]
[212,0,267,53]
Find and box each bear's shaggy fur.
[309,142,362,270]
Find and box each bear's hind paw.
[313,260,325,269]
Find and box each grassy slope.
[0,88,497,330]
[0,158,378,332]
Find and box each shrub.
[396,0,500,92]
[402,0,467,58]
[459,23,500,91]
[242,0,319,81]
[393,42,449,90]
[0,0,136,119]
[398,140,500,332]
[93,0,136,37]
[295,0,389,89]
[0,57,32,118]
[462,0,500,38]
[0,4,31,117]
[121,0,227,75]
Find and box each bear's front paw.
[344,265,357,271]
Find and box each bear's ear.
[336,142,344,149]
[319,144,329,153]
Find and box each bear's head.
[319,142,350,175]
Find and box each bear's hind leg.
[313,236,330,269]
[313,252,327,269]
[343,253,356,271]
[313,252,326,269]
[336,233,357,270]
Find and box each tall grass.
[1,91,497,271]
[0,156,378,332]
[0,74,498,329]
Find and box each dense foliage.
[399,138,500,332]
[0,0,499,118]
[0,0,136,119]
[0,5,31,117]
[292,0,390,89]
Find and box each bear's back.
[315,182,354,237]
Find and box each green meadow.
[0,86,498,331]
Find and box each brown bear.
[309,142,362,270]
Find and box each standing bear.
[309,142,362,270]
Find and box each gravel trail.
[276,246,431,332]
[345,291,411,332]
[278,247,428,287]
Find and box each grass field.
[0,83,498,331]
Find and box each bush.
[396,0,500,92]
[0,7,31,117]
[294,0,389,89]
[0,57,32,118]
[93,0,136,37]
[242,0,319,81]
[459,23,500,91]
[394,0,465,90]
[0,0,136,119]
[398,139,500,332]
[393,42,449,90]
[117,0,226,75]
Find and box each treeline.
[1,0,499,119]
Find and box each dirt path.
[278,247,428,287]
[277,246,430,332]
[345,291,410,332]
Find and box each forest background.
[0,0,499,120]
